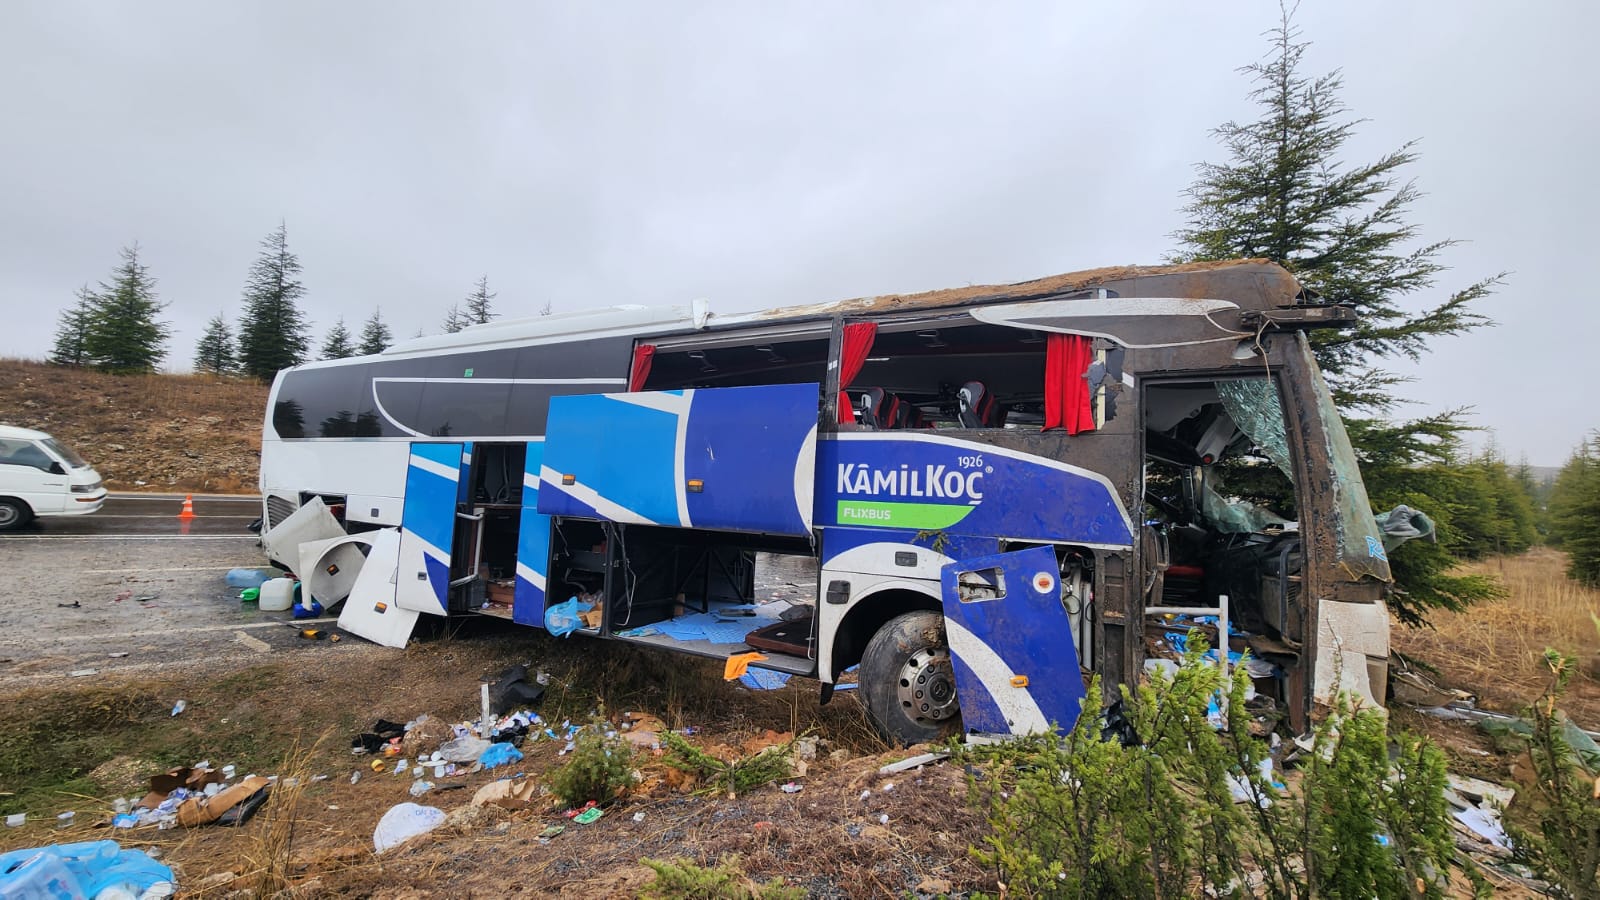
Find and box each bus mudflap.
[939,546,1087,736]
[536,384,818,536]
[396,443,465,616]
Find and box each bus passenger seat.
[957,381,998,428]
[861,388,903,430]
[893,400,926,429]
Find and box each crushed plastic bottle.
[169,700,187,717]
[408,781,434,797]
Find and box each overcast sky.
[2,2,1593,464]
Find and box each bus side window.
[641,336,830,392]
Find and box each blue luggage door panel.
[939,546,1086,735]
[514,441,552,627]
[537,383,819,536]
[396,442,463,615]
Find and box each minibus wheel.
[860,610,961,746]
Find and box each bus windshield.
[1299,335,1390,582]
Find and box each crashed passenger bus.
[258,260,1395,743]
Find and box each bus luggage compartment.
[535,383,819,537]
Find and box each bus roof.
[382,258,1300,358]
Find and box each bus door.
[514,440,552,627]
[397,442,465,616]
[939,546,1086,735]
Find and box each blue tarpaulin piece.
[651,603,788,645]
[739,669,792,690]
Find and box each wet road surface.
[0,492,262,539]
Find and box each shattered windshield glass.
[1298,334,1391,582]
[1217,379,1292,479]
[1199,471,1291,534]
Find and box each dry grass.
[1392,547,1600,723]
[243,731,333,897]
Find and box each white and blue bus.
[259,260,1396,743]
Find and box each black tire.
[859,609,962,746]
[0,498,32,532]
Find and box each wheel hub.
[896,647,959,723]
[0,506,16,527]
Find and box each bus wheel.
[860,610,961,746]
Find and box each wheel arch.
[829,584,942,681]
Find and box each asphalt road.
[0,492,378,684]
[0,493,816,684]
[0,492,263,539]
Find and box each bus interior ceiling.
[1141,378,1305,721]
[548,519,820,672]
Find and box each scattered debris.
[879,750,950,775]
[372,803,447,853]
[471,779,540,810]
[573,806,604,825]
[0,840,174,897]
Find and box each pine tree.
[442,304,467,334]
[358,309,393,355]
[321,317,356,359]
[1550,434,1600,586]
[82,244,170,374]
[49,286,98,367]
[236,222,311,381]
[464,275,497,325]
[1172,6,1503,622]
[193,314,236,375]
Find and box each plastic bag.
[438,736,491,764]
[544,597,593,637]
[479,743,523,769]
[372,803,446,853]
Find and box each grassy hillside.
[0,358,268,492]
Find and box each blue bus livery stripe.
[515,442,552,628]
[815,433,1134,547]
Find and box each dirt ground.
[0,358,266,492]
[0,621,989,897]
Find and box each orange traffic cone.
[178,495,195,519]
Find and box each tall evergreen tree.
[82,244,170,374]
[442,304,467,334]
[236,223,311,381]
[193,314,236,375]
[464,275,497,325]
[358,309,393,355]
[321,317,356,359]
[1172,6,1503,622]
[49,286,98,367]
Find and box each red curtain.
[628,344,656,391]
[1044,333,1096,435]
[836,322,878,423]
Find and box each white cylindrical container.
[259,577,295,611]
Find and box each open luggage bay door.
[536,383,818,536]
[939,546,1086,736]
[396,442,464,615]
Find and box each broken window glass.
[1216,378,1292,479]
